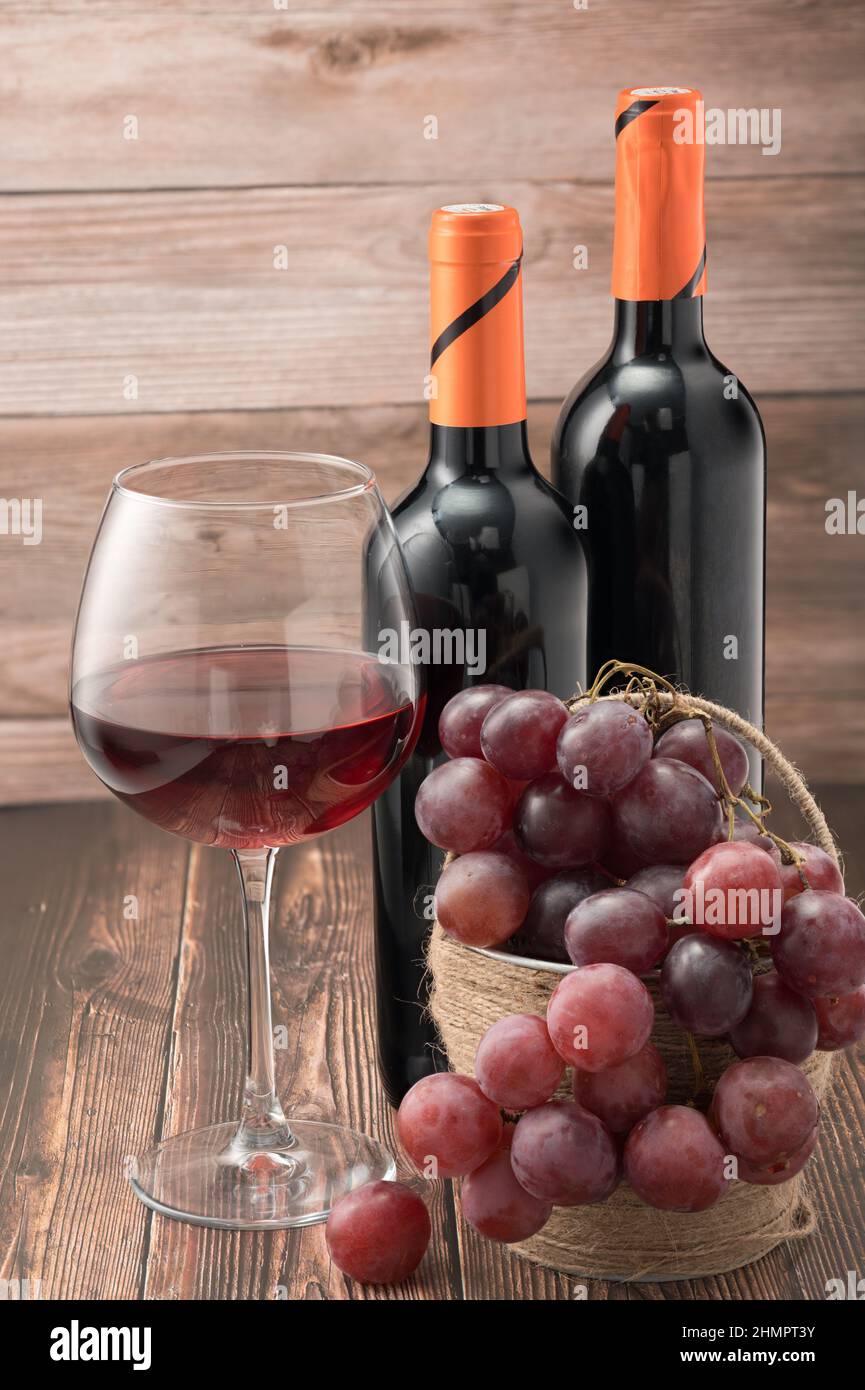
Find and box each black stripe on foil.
[430,254,523,367]
[614,99,660,138]
[675,244,708,298]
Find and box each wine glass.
[70,452,424,1229]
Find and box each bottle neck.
[611,297,707,359]
[428,252,527,432]
[426,421,534,481]
[611,94,707,303]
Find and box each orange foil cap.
[611,87,707,301]
[428,204,526,428]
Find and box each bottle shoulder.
[386,463,584,576]
[553,348,766,475]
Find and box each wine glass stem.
[233,847,292,1150]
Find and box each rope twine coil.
[427,672,840,1280]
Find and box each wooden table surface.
[1,786,863,1302]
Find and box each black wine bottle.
[552,88,765,782]
[365,204,587,1105]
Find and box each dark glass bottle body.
[365,422,586,1105]
[551,298,765,783]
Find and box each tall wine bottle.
[365,204,587,1105]
[552,87,765,783]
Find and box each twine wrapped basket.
[427,682,842,1281]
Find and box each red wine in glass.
[72,645,420,850]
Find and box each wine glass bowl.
[70,452,423,1228]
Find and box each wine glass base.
[128,1119,396,1230]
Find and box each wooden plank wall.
[1,0,863,802]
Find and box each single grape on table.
[325,1181,431,1285]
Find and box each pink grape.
[434,851,530,949]
[681,840,783,940]
[771,890,865,998]
[461,1149,552,1242]
[779,841,844,903]
[572,1042,667,1135]
[507,868,608,962]
[736,1126,818,1186]
[325,1181,431,1284]
[624,1106,729,1212]
[438,685,512,759]
[556,701,652,797]
[474,1013,565,1111]
[728,972,817,1064]
[654,719,750,796]
[415,757,511,853]
[814,987,865,1051]
[480,690,570,781]
[563,888,667,974]
[510,1099,619,1206]
[661,933,753,1036]
[547,963,654,1072]
[711,1056,819,1167]
[514,773,611,869]
[627,863,687,920]
[612,758,722,866]
[397,1073,502,1178]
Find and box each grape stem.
[685,1032,708,1104]
[574,659,811,888]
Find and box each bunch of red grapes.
[400,686,865,1238]
[325,685,865,1283]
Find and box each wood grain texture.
[0,802,189,1298]
[0,790,861,1300]
[1,1,862,192]
[2,178,862,417]
[1,394,862,799]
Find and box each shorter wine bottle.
[552,87,765,784]
[365,204,587,1105]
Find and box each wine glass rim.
[112,451,377,510]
